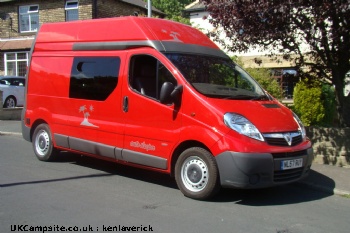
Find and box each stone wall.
[0,90,22,120]
[306,127,350,167]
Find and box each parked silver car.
[0,76,26,108]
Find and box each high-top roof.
[34,16,228,58]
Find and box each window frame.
[19,5,39,33]
[4,52,29,76]
[65,0,79,21]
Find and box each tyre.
[4,96,16,108]
[175,147,220,200]
[32,123,59,161]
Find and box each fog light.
[249,174,260,185]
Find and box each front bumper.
[215,147,313,189]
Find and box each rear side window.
[69,57,120,100]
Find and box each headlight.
[293,112,306,139]
[224,113,264,141]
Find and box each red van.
[22,17,313,200]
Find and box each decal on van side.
[161,29,182,42]
[130,141,156,151]
[79,105,99,128]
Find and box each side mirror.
[171,85,183,106]
[160,82,183,105]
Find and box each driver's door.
[121,50,182,170]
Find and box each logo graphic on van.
[161,29,182,42]
[130,141,156,151]
[283,132,292,146]
[79,105,99,128]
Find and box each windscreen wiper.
[251,95,270,101]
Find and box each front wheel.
[32,123,59,161]
[175,147,220,200]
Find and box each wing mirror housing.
[160,82,183,106]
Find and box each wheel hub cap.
[39,136,47,149]
[187,164,203,183]
[35,131,50,157]
[181,156,209,192]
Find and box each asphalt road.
[1,134,350,233]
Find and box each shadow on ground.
[211,169,334,205]
[49,152,335,205]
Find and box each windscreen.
[165,53,267,100]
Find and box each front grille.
[263,131,302,147]
[272,150,307,158]
[274,167,303,182]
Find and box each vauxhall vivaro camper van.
[22,17,313,200]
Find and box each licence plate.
[281,158,303,170]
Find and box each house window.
[65,0,79,21]
[19,5,39,33]
[4,52,29,76]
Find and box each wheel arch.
[30,119,49,142]
[170,140,211,177]
[3,95,17,107]
[5,94,17,100]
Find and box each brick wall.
[1,0,163,39]
[96,0,163,18]
[0,2,17,39]
[0,0,94,40]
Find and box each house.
[0,0,165,77]
[183,0,299,99]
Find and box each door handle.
[123,96,128,112]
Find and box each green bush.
[245,68,283,99]
[293,79,335,126]
[231,57,283,99]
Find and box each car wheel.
[4,96,16,108]
[175,147,220,200]
[32,123,59,161]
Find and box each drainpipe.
[9,17,14,38]
[147,0,152,17]
[92,0,98,19]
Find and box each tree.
[201,0,350,126]
[146,0,192,24]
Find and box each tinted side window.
[12,78,25,86]
[69,57,120,100]
[0,79,10,85]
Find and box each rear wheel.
[4,96,16,108]
[175,147,220,200]
[32,123,59,161]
